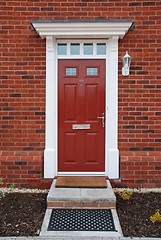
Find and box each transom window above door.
[57,41,107,57]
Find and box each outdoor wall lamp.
[122,51,132,76]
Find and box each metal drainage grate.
[48,209,116,231]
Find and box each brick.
[98,201,116,209]
[64,201,82,208]
[47,201,64,208]
[82,201,99,208]
[15,161,27,165]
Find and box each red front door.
[58,59,105,172]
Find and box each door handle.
[97,113,105,128]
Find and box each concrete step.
[40,179,122,237]
[47,179,116,209]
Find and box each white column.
[105,36,119,178]
[44,36,57,178]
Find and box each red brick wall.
[0,0,161,188]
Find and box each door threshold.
[58,172,106,176]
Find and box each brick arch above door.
[31,20,133,179]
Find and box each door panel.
[58,59,105,172]
[85,133,98,163]
[64,84,77,121]
[64,133,77,163]
[85,84,98,120]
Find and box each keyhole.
[79,79,84,87]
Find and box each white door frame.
[31,20,133,179]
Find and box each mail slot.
[72,124,90,130]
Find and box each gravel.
[1,187,161,195]
[114,188,161,193]
[0,187,48,198]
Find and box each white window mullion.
[93,42,97,55]
[80,42,84,56]
[67,42,70,55]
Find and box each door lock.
[97,113,105,128]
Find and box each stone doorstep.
[47,179,116,209]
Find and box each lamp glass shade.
[122,51,131,68]
[122,51,132,76]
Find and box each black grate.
[48,209,116,231]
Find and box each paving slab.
[80,187,115,201]
[48,188,81,201]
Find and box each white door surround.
[31,20,133,179]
